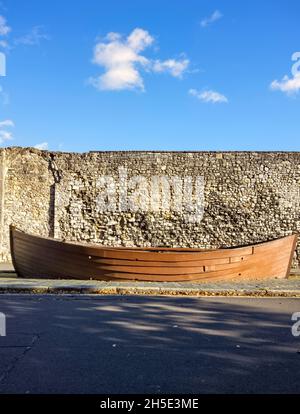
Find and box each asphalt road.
[0,294,299,394]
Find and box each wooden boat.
[10,225,297,282]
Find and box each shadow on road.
[0,295,299,393]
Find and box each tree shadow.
[0,295,300,394]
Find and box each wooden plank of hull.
[10,226,298,282]
[11,237,253,277]
[13,241,233,268]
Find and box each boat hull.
[10,226,297,282]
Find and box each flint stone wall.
[0,147,299,268]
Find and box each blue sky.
[0,0,299,152]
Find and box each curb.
[0,285,300,297]
[1,272,300,297]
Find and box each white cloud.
[0,18,49,50]
[152,58,190,78]
[0,15,10,36]
[200,10,223,28]
[34,142,48,150]
[0,119,13,127]
[270,52,300,95]
[127,28,154,52]
[14,26,50,46]
[0,129,12,141]
[0,118,14,144]
[270,74,300,95]
[90,28,190,91]
[0,14,10,50]
[90,28,153,91]
[189,88,228,103]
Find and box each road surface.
[0,294,299,394]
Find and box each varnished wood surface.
[10,226,298,282]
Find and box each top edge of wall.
[1,146,300,155]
